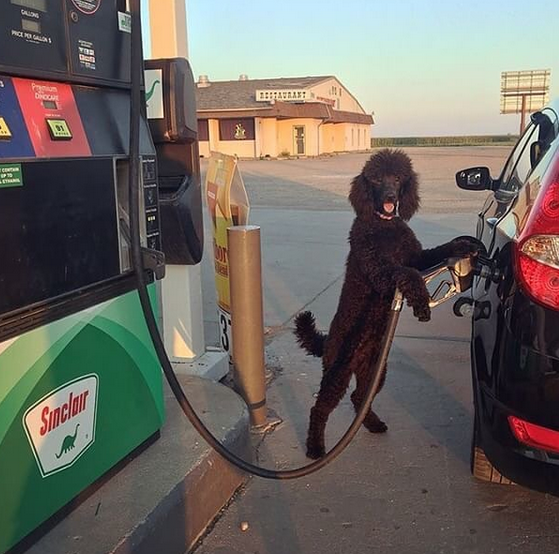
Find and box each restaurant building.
[196,75,374,158]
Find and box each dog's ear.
[349,174,374,217]
[399,170,420,221]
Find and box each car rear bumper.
[478,392,559,494]
[474,290,559,492]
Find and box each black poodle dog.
[295,149,479,459]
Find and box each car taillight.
[508,415,559,453]
[516,155,559,310]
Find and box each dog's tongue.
[384,202,395,214]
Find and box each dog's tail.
[294,311,327,357]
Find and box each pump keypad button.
[46,118,73,141]
[0,117,12,140]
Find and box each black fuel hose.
[128,1,402,479]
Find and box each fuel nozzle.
[449,255,476,293]
[422,255,477,308]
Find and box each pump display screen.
[21,19,41,34]
[10,0,47,12]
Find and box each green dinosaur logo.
[56,424,80,459]
[145,80,161,103]
[23,374,98,477]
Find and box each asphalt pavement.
[194,149,559,554]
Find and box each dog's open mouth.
[384,202,395,214]
[378,202,397,220]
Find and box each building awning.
[198,101,373,125]
[328,109,374,125]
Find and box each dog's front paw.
[449,238,482,259]
[413,303,431,322]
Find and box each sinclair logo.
[23,375,98,478]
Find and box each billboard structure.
[501,69,551,133]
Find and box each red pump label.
[12,78,91,158]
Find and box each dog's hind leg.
[306,366,353,459]
[351,363,388,433]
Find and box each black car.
[455,99,559,492]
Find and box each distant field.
[371,135,518,148]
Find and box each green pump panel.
[0,1,165,552]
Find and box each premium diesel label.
[23,375,98,477]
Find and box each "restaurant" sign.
[255,89,309,102]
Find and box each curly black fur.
[296,149,480,459]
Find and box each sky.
[142,0,559,137]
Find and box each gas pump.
[0,1,164,552]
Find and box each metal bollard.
[227,225,267,427]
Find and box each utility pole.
[520,94,527,135]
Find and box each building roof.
[196,76,334,110]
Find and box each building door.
[293,126,305,155]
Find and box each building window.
[198,119,209,141]
[219,118,255,141]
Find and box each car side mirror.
[455,167,493,191]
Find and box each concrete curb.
[111,415,249,554]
